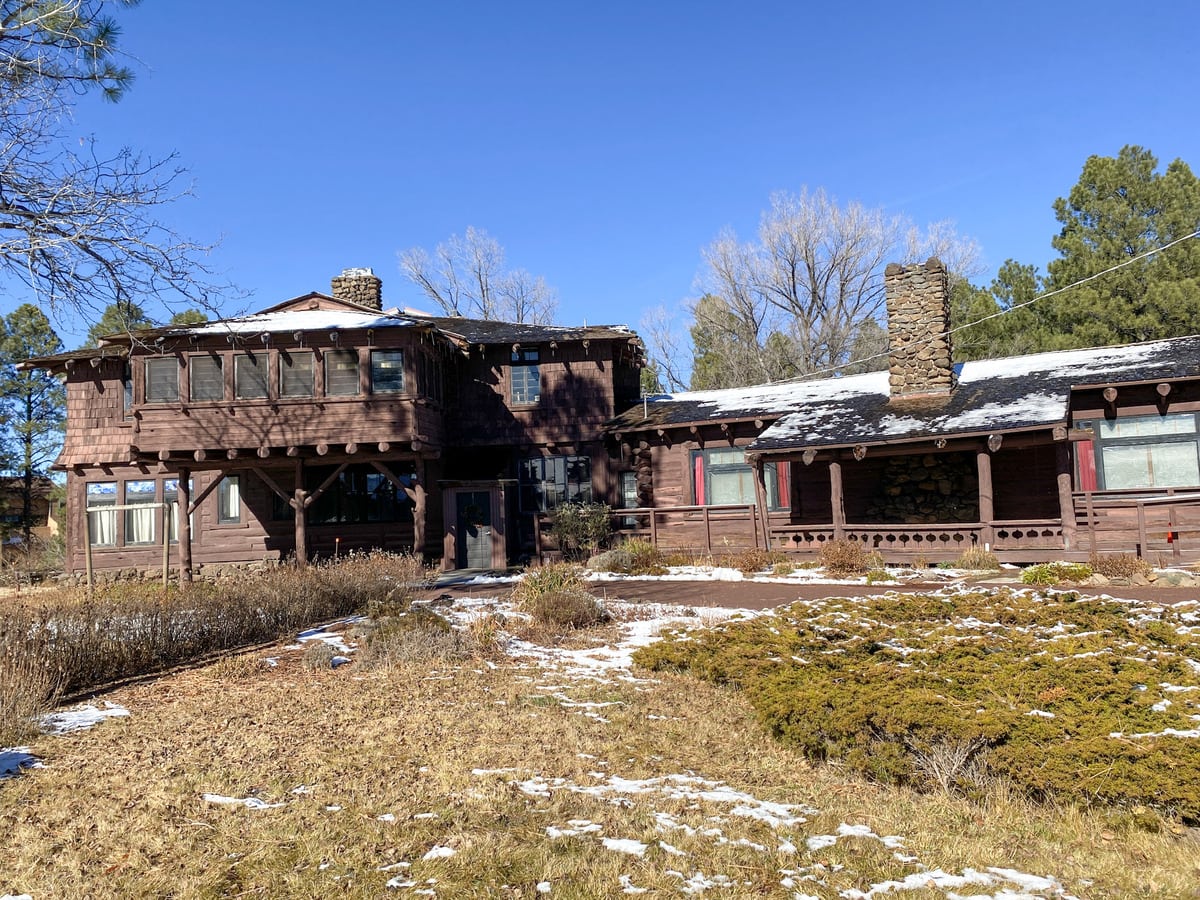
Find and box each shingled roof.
[409,314,636,345]
[609,334,1200,452]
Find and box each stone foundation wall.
[885,258,954,397]
[864,453,978,524]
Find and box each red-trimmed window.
[691,448,789,510]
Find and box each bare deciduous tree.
[398,226,558,323]
[693,189,980,388]
[0,0,228,328]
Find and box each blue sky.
[17,0,1200,348]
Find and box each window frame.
[188,354,224,402]
[518,454,592,513]
[279,349,314,398]
[234,352,269,399]
[691,448,790,510]
[324,348,360,397]
[510,348,541,405]
[123,479,159,545]
[1077,413,1200,491]
[86,481,118,547]
[144,357,180,404]
[217,476,241,525]
[370,349,405,394]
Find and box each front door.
[456,490,493,568]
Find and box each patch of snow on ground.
[421,845,456,861]
[0,748,40,779]
[602,837,648,856]
[40,701,129,736]
[202,793,285,810]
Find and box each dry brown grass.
[1,613,1196,898]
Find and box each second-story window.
[145,357,180,403]
[235,352,268,399]
[325,349,359,396]
[280,350,313,397]
[190,355,223,402]
[370,349,404,393]
[511,348,540,404]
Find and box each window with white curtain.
[1086,413,1200,490]
[124,480,158,544]
[218,476,240,524]
[87,482,117,546]
[163,478,194,542]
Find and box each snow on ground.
[458,564,972,589]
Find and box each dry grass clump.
[716,547,788,576]
[953,546,1000,570]
[358,606,478,669]
[513,564,608,631]
[1089,552,1153,579]
[819,539,883,576]
[0,554,427,740]
[587,539,667,576]
[0,639,62,746]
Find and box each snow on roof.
[609,334,1200,451]
[184,308,417,335]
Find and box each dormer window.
[511,348,540,404]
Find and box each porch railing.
[1074,489,1200,562]
[768,520,1063,559]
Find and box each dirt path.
[424,575,1200,610]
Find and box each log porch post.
[751,455,770,550]
[413,458,427,558]
[1056,442,1077,551]
[294,458,307,566]
[829,460,845,539]
[179,466,192,585]
[976,451,994,549]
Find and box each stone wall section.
[865,452,979,524]
[331,267,383,309]
[885,257,954,397]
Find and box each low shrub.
[586,540,666,576]
[1089,552,1153,580]
[864,568,893,584]
[771,561,796,577]
[721,547,787,576]
[521,590,608,631]
[302,642,339,671]
[513,563,587,601]
[953,546,1000,570]
[358,607,475,669]
[635,588,1200,819]
[1021,562,1093,585]
[549,501,612,561]
[819,539,881,576]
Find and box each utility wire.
[775,228,1200,384]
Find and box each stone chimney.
[330,267,383,309]
[885,257,955,399]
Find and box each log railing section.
[1073,489,1200,562]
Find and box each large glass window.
[235,353,269,399]
[218,476,240,524]
[325,349,360,396]
[692,448,789,509]
[189,355,223,401]
[145,357,179,403]
[519,455,591,512]
[510,349,540,404]
[86,482,117,546]
[280,350,314,397]
[1083,414,1200,490]
[370,349,404,393]
[124,480,158,545]
[305,464,414,524]
[163,478,194,543]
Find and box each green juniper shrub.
[633,588,1200,820]
[1020,562,1093,585]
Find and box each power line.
[777,228,1200,384]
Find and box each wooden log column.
[294,459,308,566]
[413,458,427,558]
[1056,442,1077,550]
[977,450,995,549]
[829,460,846,539]
[178,467,193,584]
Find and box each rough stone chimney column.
[330,267,383,309]
[885,257,955,398]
